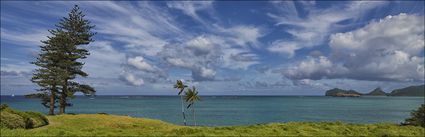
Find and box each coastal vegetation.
[184,86,201,126]
[1,105,424,136]
[173,80,189,126]
[403,104,425,127]
[174,80,201,126]
[26,5,96,115]
[1,113,423,136]
[325,84,425,97]
[0,104,48,129]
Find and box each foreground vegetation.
[1,114,423,136]
[0,105,48,129]
[403,104,425,127]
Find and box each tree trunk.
[59,83,67,115]
[48,86,56,115]
[180,95,186,126]
[193,104,196,126]
[59,93,65,114]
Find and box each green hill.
[325,88,362,97]
[390,85,425,96]
[365,88,387,96]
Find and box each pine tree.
[28,32,66,115]
[29,5,96,115]
[50,5,96,114]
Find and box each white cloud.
[267,41,299,58]
[164,56,216,81]
[280,13,425,82]
[281,56,348,80]
[83,41,126,79]
[0,70,31,77]
[158,32,261,81]
[223,26,264,47]
[192,67,216,81]
[166,1,214,24]
[85,1,187,56]
[199,67,215,78]
[221,48,259,70]
[185,36,216,56]
[127,56,157,73]
[165,57,194,68]
[268,1,388,57]
[122,73,144,86]
[163,1,265,75]
[1,62,35,73]
[329,13,424,55]
[1,28,48,47]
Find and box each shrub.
[0,110,26,129]
[0,104,49,129]
[97,112,109,115]
[22,111,49,128]
[0,104,9,110]
[403,104,425,127]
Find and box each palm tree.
[173,80,188,126]
[185,86,201,126]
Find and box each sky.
[1,1,424,95]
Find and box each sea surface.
[1,95,424,126]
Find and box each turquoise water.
[1,96,424,126]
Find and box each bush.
[0,104,49,129]
[0,104,9,110]
[403,104,425,127]
[0,110,26,129]
[97,112,109,115]
[22,111,49,128]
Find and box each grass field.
[1,114,424,136]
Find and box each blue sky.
[1,1,424,95]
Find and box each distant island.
[365,88,387,96]
[325,85,424,97]
[389,85,425,96]
[325,88,362,97]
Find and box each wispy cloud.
[1,28,48,47]
[1,1,423,95]
[267,1,388,57]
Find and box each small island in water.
[325,84,425,97]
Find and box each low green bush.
[403,104,425,127]
[0,110,26,129]
[22,111,49,128]
[0,104,8,110]
[0,104,48,129]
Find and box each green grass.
[0,105,48,129]
[1,114,423,136]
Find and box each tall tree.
[51,5,96,114]
[174,80,188,126]
[30,5,96,115]
[28,29,68,115]
[185,86,200,126]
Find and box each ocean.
[1,95,424,126]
